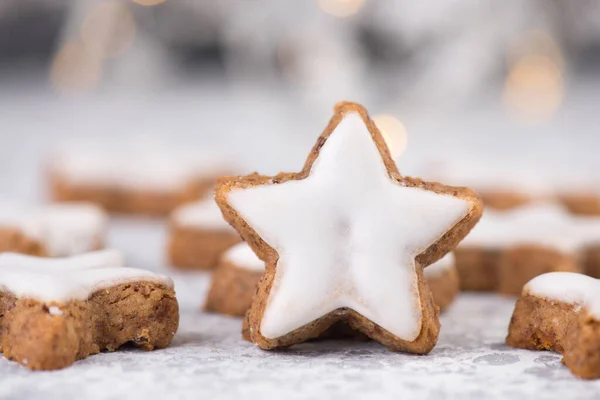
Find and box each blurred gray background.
[1,0,599,201]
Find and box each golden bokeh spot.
[373,114,408,159]
[80,1,136,59]
[509,30,564,70]
[503,54,563,124]
[132,0,167,6]
[50,42,102,95]
[317,0,365,18]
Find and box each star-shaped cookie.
[0,250,179,370]
[507,272,600,379]
[216,102,482,353]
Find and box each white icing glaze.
[225,242,457,279]
[33,203,107,257]
[227,112,471,340]
[0,202,107,257]
[52,141,234,191]
[0,249,123,270]
[461,202,600,253]
[461,203,581,253]
[172,198,234,231]
[223,243,264,272]
[525,272,600,318]
[423,252,455,279]
[0,251,172,303]
[0,202,42,239]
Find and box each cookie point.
[333,101,367,115]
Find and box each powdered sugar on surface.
[1,218,597,400]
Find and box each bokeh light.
[504,30,564,124]
[503,54,563,123]
[317,0,365,18]
[373,114,408,159]
[509,30,564,70]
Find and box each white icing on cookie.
[461,203,600,253]
[33,203,107,257]
[172,198,233,231]
[227,112,471,341]
[423,252,455,279]
[0,249,123,270]
[0,251,172,303]
[0,202,106,257]
[223,243,263,272]
[525,272,600,318]
[225,242,458,278]
[52,141,234,191]
[0,202,42,239]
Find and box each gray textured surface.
[0,218,599,399]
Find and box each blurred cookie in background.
[558,190,600,216]
[0,201,107,257]
[415,160,547,211]
[455,203,600,295]
[167,197,240,270]
[417,159,600,215]
[48,140,236,216]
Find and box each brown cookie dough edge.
[0,228,47,257]
[0,281,179,371]
[204,261,260,316]
[507,292,600,379]
[167,222,241,270]
[426,264,460,312]
[48,169,213,216]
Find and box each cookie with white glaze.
[416,161,550,211]
[216,101,482,353]
[573,216,600,279]
[167,197,241,270]
[0,250,179,370]
[49,142,235,215]
[555,175,600,216]
[204,243,263,316]
[456,203,600,294]
[205,243,459,317]
[507,272,600,379]
[0,202,107,257]
[423,252,460,312]
[418,161,600,215]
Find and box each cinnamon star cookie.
[216,101,482,353]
